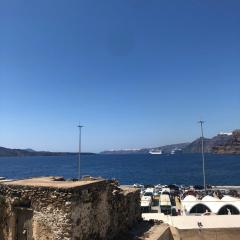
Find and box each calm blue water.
[0,154,239,185]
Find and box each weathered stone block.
[0,177,140,240]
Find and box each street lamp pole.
[198,120,206,192]
[77,125,83,180]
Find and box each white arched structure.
[218,204,240,215]
[182,195,240,215]
[201,196,221,213]
[220,196,240,213]
[182,195,199,213]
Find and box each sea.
[0,154,239,186]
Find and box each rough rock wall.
[0,195,10,240]
[0,185,74,240]
[109,186,141,237]
[70,181,111,240]
[0,180,141,240]
[70,182,141,240]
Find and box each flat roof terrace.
[0,176,106,189]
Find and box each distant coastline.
[2,129,240,157]
[0,147,95,157]
[101,129,240,155]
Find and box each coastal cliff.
[183,134,232,153]
[213,130,240,154]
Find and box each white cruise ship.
[149,149,163,155]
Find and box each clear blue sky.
[0,0,240,153]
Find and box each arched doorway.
[190,204,211,214]
[218,205,239,215]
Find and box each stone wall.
[0,178,141,240]
[0,184,73,240]
[70,181,141,240]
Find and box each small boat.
[171,148,182,154]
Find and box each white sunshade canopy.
[141,196,152,207]
[160,194,171,206]
[145,188,154,193]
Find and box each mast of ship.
[198,120,206,192]
[77,124,84,180]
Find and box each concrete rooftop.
[1,176,105,189]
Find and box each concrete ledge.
[170,215,240,229]
[178,228,240,240]
[142,214,240,230]
[138,224,173,240]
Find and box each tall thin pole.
[198,120,206,192]
[77,125,83,180]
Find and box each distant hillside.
[182,137,211,153]
[159,143,189,153]
[0,147,30,157]
[101,131,237,155]
[101,143,189,155]
[23,148,36,152]
[2,129,239,156]
[213,130,240,154]
[101,149,149,155]
[183,134,232,153]
[0,147,95,157]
